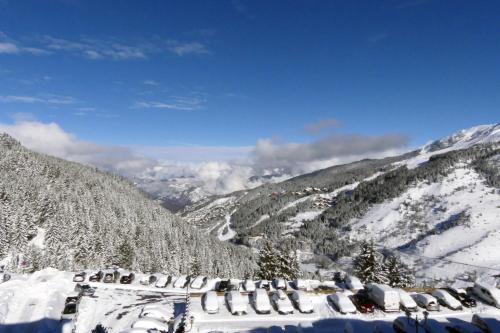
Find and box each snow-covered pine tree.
[256,241,281,280]
[353,240,387,284]
[278,247,301,280]
[385,255,415,288]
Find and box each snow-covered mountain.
[180,124,500,281]
[0,133,254,277]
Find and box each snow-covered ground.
[2,268,500,333]
[347,166,500,281]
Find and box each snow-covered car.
[173,275,190,288]
[350,290,375,313]
[120,271,135,284]
[292,279,309,290]
[103,270,119,283]
[72,271,86,282]
[411,293,440,311]
[345,275,364,290]
[393,316,418,333]
[396,288,418,312]
[229,279,241,291]
[202,291,219,314]
[243,279,256,292]
[74,283,95,296]
[139,308,171,322]
[327,293,356,314]
[271,290,294,315]
[190,276,208,289]
[216,279,230,292]
[225,290,247,315]
[154,275,171,288]
[89,271,103,282]
[139,274,158,286]
[60,302,78,321]
[444,287,476,308]
[251,288,272,314]
[65,292,82,305]
[472,282,500,308]
[131,318,169,332]
[273,278,287,290]
[0,272,11,283]
[258,280,270,290]
[431,289,463,310]
[472,314,500,333]
[290,290,314,313]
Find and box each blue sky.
[0,0,499,170]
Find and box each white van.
[345,275,364,290]
[472,282,500,308]
[396,289,418,312]
[251,288,272,314]
[365,283,400,312]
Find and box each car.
[173,275,190,288]
[445,323,482,333]
[191,276,208,289]
[292,279,309,290]
[225,290,247,315]
[411,293,440,311]
[228,279,241,291]
[139,274,158,286]
[73,271,86,282]
[289,290,314,313]
[271,290,294,315]
[0,272,11,283]
[89,271,103,282]
[65,292,82,305]
[74,283,95,296]
[120,271,135,284]
[258,280,271,290]
[345,275,364,290]
[396,289,418,312]
[251,288,272,314]
[202,291,219,314]
[393,316,418,333]
[273,279,287,290]
[350,290,375,313]
[243,279,256,292]
[216,279,230,292]
[431,289,463,310]
[139,308,171,322]
[60,302,78,321]
[472,314,500,333]
[103,270,119,283]
[155,275,171,288]
[327,293,357,314]
[472,282,500,308]
[131,318,170,332]
[443,287,476,308]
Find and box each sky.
[0,0,499,193]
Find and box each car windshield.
[63,304,77,314]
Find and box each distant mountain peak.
[0,133,21,150]
[422,123,500,153]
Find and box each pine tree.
[256,241,281,280]
[385,255,415,288]
[116,240,134,269]
[353,240,387,284]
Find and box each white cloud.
[0,42,20,54]
[166,41,210,56]
[0,94,76,105]
[134,95,206,111]
[0,120,411,197]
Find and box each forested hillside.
[0,133,255,277]
[181,124,500,280]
